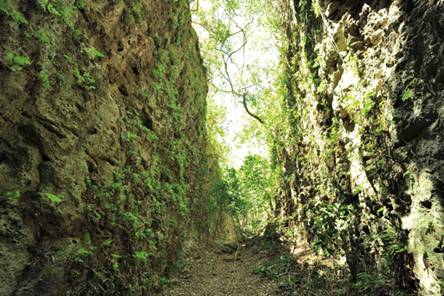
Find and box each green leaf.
[35,29,50,44]
[76,247,91,258]
[84,232,92,244]
[47,4,61,17]
[5,52,31,72]
[102,238,113,247]
[38,0,49,9]
[125,131,138,142]
[133,250,149,263]
[401,88,414,102]
[5,190,21,199]
[0,1,28,24]
[84,46,105,60]
[45,193,63,204]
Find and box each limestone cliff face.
[276,0,444,294]
[0,1,210,295]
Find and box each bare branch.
[220,48,264,124]
[241,93,265,124]
[198,4,264,124]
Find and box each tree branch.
[197,6,264,124]
[241,93,265,124]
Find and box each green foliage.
[0,0,28,24]
[84,46,105,60]
[192,0,280,118]
[74,0,86,10]
[164,181,189,217]
[151,48,184,123]
[5,190,21,200]
[84,167,160,258]
[206,100,229,163]
[125,131,138,142]
[236,155,277,234]
[311,202,352,256]
[362,90,376,116]
[352,272,389,295]
[38,0,51,9]
[35,29,51,44]
[39,69,51,91]
[76,70,95,89]
[111,253,122,271]
[195,0,284,236]
[211,168,245,215]
[212,154,277,235]
[401,88,414,102]
[26,2,210,294]
[312,0,322,17]
[5,51,31,72]
[378,227,408,256]
[38,0,78,29]
[73,68,96,90]
[45,193,64,204]
[124,9,135,24]
[131,0,144,23]
[74,247,93,263]
[133,250,149,263]
[38,0,62,16]
[140,89,150,100]
[254,241,349,296]
[253,254,294,279]
[401,79,418,102]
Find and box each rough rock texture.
[275,0,444,295]
[0,0,211,295]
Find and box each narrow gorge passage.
[1,0,443,296]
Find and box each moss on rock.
[0,1,212,295]
[275,0,444,294]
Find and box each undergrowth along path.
[165,244,277,296]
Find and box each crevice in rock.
[130,63,140,76]
[420,200,432,209]
[117,40,125,53]
[141,113,154,130]
[118,84,129,96]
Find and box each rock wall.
[275,0,444,294]
[0,0,211,295]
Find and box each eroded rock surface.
[276,0,444,294]
[0,1,210,295]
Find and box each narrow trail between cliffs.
[165,243,278,296]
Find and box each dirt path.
[165,245,277,296]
